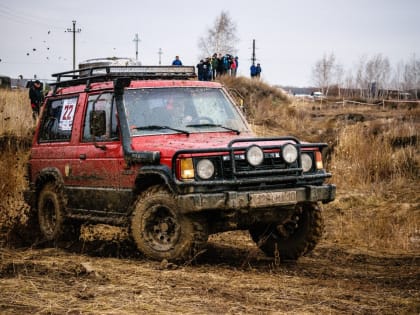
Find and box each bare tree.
[355,56,367,98]
[198,11,238,58]
[311,53,337,96]
[364,54,390,99]
[403,54,420,99]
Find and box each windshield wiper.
[134,125,190,136]
[186,123,240,135]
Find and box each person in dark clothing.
[217,54,225,76]
[29,80,44,120]
[256,63,262,78]
[211,53,218,80]
[197,60,204,81]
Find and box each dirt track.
[1,230,419,315]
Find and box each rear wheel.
[131,186,208,262]
[37,182,79,243]
[249,203,324,261]
[38,183,66,241]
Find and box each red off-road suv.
[24,65,335,262]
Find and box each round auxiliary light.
[301,153,313,172]
[282,144,298,164]
[246,145,264,166]
[196,159,215,180]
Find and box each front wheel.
[249,203,324,261]
[131,186,208,262]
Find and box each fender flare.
[135,164,178,194]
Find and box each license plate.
[250,190,297,207]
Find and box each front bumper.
[176,184,336,214]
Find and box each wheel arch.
[34,168,66,206]
[134,165,177,196]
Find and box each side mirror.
[90,110,106,137]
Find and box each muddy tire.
[37,182,67,242]
[249,203,324,261]
[131,186,208,262]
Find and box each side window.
[39,97,77,142]
[83,93,119,141]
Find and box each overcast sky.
[0,0,419,86]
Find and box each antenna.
[133,33,141,61]
[158,48,163,65]
[66,20,82,70]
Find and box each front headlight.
[301,153,313,172]
[282,144,298,164]
[246,145,264,166]
[196,159,215,179]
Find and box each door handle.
[79,154,86,160]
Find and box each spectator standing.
[217,54,224,77]
[256,63,262,78]
[233,56,239,75]
[197,60,204,81]
[230,57,237,76]
[204,58,212,81]
[211,53,218,80]
[250,64,257,78]
[29,80,44,121]
[172,56,182,66]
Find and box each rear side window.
[38,97,78,142]
[82,93,119,141]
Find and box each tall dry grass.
[331,121,419,188]
[0,89,34,242]
[325,109,419,252]
[0,89,35,136]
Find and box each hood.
[130,131,301,160]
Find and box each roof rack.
[50,65,197,91]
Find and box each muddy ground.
[1,228,419,315]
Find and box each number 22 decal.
[62,105,74,120]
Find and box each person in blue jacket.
[250,64,257,78]
[172,56,182,66]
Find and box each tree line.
[312,53,420,100]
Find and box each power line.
[0,4,65,30]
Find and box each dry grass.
[0,89,34,137]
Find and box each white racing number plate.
[250,190,297,207]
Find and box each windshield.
[123,87,249,136]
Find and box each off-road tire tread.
[131,185,208,262]
[249,203,324,261]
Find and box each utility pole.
[251,39,256,66]
[158,48,163,65]
[66,20,81,70]
[133,33,140,61]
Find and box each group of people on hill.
[173,54,262,80]
[196,53,239,81]
[172,54,239,81]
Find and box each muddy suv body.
[24,65,335,261]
